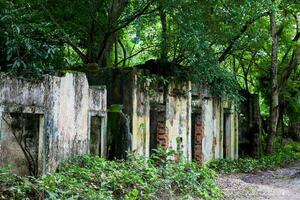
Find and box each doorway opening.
[149,109,158,155]
[107,105,131,160]
[89,116,102,156]
[149,106,167,155]
[0,113,43,176]
[191,112,203,163]
[223,112,230,159]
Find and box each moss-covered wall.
[223,101,239,160]
[132,73,150,156]
[87,68,150,157]
[191,86,239,164]
[0,73,106,175]
[165,81,192,160]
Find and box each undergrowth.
[0,149,222,200]
[208,142,300,174]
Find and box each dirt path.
[217,161,300,200]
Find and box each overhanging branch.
[218,12,269,63]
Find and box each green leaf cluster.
[0,149,223,200]
[208,141,300,174]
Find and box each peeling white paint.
[0,73,107,175]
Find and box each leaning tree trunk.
[267,8,279,154]
[159,5,168,62]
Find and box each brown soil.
[218,161,300,200]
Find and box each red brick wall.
[194,115,204,164]
[157,120,169,149]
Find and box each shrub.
[208,142,300,174]
[0,149,223,200]
[0,167,35,199]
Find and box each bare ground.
[217,161,300,200]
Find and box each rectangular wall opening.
[149,106,167,155]
[107,109,131,160]
[191,113,196,160]
[89,116,102,156]
[191,112,203,164]
[149,109,158,155]
[0,113,42,176]
[223,112,230,159]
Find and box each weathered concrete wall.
[88,86,107,157]
[87,67,239,163]
[191,87,238,164]
[132,73,150,156]
[165,81,192,160]
[92,68,192,159]
[223,101,239,160]
[201,96,224,163]
[0,73,106,175]
[89,68,150,157]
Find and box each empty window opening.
[90,116,102,156]
[223,113,230,159]
[0,113,42,176]
[107,109,131,160]
[150,109,158,155]
[149,107,167,155]
[191,113,196,160]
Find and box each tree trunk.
[159,6,168,61]
[267,8,279,154]
[97,0,129,67]
[114,35,118,66]
[87,19,96,63]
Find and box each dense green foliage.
[0,150,222,200]
[0,1,300,192]
[0,0,299,101]
[208,142,300,174]
[0,0,64,78]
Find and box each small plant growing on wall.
[138,74,169,97]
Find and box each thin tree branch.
[118,39,127,67]
[109,0,154,34]
[39,3,88,63]
[218,12,269,63]
[117,46,153,65]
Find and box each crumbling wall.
[165,81,191,160]
[191,88,219,164]
[223,101,239,160]
[88,68,150,157]
[89,86,107,157]
[0,73,106,175]
[202,96,215,163]
[212,97,223,160]
[132,73,150,156]
[191,86,238,164]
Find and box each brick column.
[194,115,204,164]
[157,119,168,149]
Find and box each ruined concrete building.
[87,66,238,164]
[191,88,238,164]
[0,64,239,175]
[0,73,107,175]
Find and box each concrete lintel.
[89,110,107,117]
[0,104,45,114]
[89,85,106,90]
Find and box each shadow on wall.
[107,104,132,160]
[1,113,42,176]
